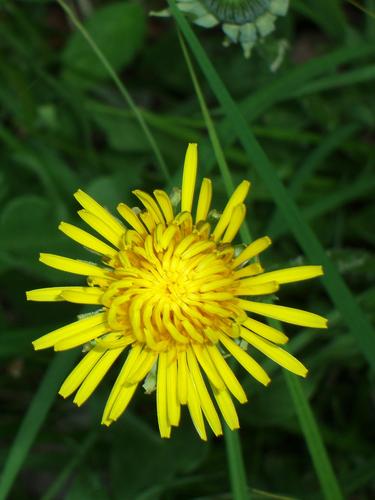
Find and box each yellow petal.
[117,203,147,235]
[235,281,279,296]
[191,343,225,390]
[78,210,122,247]
[212,387,239,430]
[33,312,106,350]
[102,344,142,424]
[103,383,138,426]
[154,190,174,223]
[156,352,171,438]
[39,253,108,277]
[195,178,212,223]
[243,317,288,344]
[60,287,103,305]
[242,265,324,286]
[166,353,181,427]
[54,322,109,351]
[187,348,222,437]
[219,332,270,386]
[161,224,178,250]
[181,143,198,213]
[73,346,125,406]
[234,263,264,279]
[59,346,106,398]
[232,236,271,268]
[239,300,328,328]
[240,328,308,377]
[74,189,124,235]
[133,190,165,224]
[177,350,188,405]
[126,349,157,384]
[187,370,207,441]
[213,180,250,241]
[26,286,95,302]
[59,222,117,257]
[205,344,247,403]
[221,204,246,243]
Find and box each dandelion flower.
[152,0,289,58]
[27,143,326,440]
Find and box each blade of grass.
[282,371,343,500]
[293,0,347,39]
[292,64,375,97]
[56,0,170,183]
[0,351,79,500]
[271,173,375,240]
[347,0,375,18]
[266,124,360,236]
[179,31,344,500]
[178,32,249,500]
[41,431,98,500]
[223,424,250,500]
[168,0,375,372]
[192,41,375,182]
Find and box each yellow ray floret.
[181,143,198,213]
[27,143,327,440]
[59,222,117,257]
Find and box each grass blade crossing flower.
[27,144,326,439]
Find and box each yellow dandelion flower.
[27,143,327,440]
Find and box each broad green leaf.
[62,2,146,87]
[110,412,208,500]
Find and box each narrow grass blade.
[266,124,361,236]
[283,372,343,500]
[272,173,375,240]
[197,42,375,178]
[292,64,375,97]
[0,352,78,500]
[224,424,250,500]
[168,1,375,371]
[56,0,170,182]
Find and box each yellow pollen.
[103,220,242,352]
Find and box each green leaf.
[240,372,320,427]
[0,196,78,282]
[92,111,148,153]
[0,196,60,251]
[110,412,208,500]
[62,2,146,87]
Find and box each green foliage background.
[0,0,374,498]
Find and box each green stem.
[283,372,344,500]
[56,0,170,183]
[224,425,250,500]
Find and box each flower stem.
[224,425,250,500]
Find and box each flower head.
[153,0,289,58]
[27,144,326,440]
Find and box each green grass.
[0,1,374,499]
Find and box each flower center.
[202,0,271,24]
[102,218,242,352]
